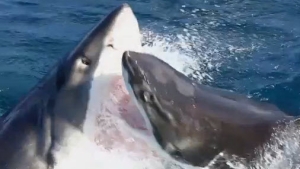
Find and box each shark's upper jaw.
[90,4,142,78]
[104,4,142,52]
[102,3,142,52]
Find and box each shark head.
[121,50,294,168]
[121,51,224,167]
[53,3,142,131]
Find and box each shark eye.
[81,57,91,66]
[140,91,155,103]
[165,143,184,159]
[171,149,183,159]
[141,90,176,124]
[171,150,190,165]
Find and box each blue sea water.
[0,0,299,116]
[0,0,299,117]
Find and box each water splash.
[251,122,300,169]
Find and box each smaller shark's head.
[122,51,221,167]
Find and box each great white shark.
[121,50,298,168]
[0,4,151,169]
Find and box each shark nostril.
[122,52,131,67]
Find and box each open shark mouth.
[92,75,155,152]
[60,54,189,169]
[77,75,179,169]
[53,75,183,169]
[100,76,148,132]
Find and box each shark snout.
[121,51,137,88]
[109,4,142,52]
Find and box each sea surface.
[0,0,299,168]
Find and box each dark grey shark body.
[0,4,140,169]
[121,51,296,167]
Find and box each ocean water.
[0,0,299,168]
